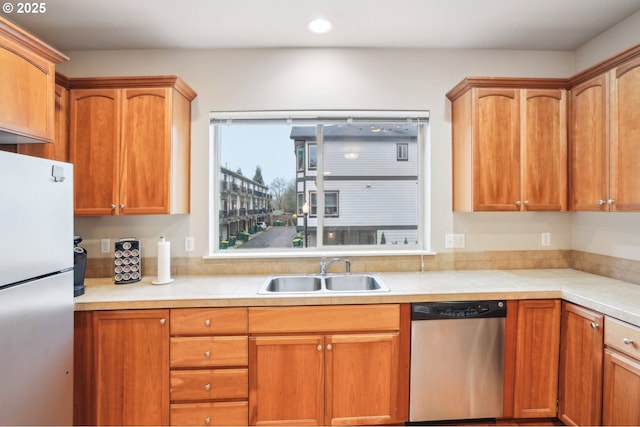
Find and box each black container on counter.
[74,235,87,297]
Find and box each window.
[310,191,339,217]
[397,143,409,161]
[210,111,429,254]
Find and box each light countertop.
[75,268,640,327]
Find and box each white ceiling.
[7,0,640,52]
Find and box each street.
[235,225,298,249]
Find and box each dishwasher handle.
[411,300,506,320]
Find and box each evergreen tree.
[253,165,265,185]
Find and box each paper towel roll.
[152,236,174,285]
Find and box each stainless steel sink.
[259,275,322,293]
[324,274,385,292]
[258,273,389,294]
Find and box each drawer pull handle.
[204,319,211,327]
[204,416,211,425]
[204,351,211,358]
[623,338,634,345]
[590,322,599,329]
[204,383,211,391]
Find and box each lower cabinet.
[602,317,640,425]
[74,309,170,426]
[558,302,604,426]
[247,304,408,426]
[510,299,561,419]
[169,308,249,426]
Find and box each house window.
[308,144,317,170]
[310,191,339,217]
[210,111,429,254]
[397,143,409,161]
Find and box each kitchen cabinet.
[569,74,609,211]
[74,309,170,426]
[570,55,640,211]
[447,80,567,211]
[69,76,196,216]
[170,308,248,426]
[17,75,70,161]
[558,302,603,426]
[0,17,68,143]
[602,316,640,425]
[248,304,408,426]
[512,299,561,418]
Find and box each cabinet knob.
[204,319,211,327]
[326,344,332,351]
[590,322,599,329]
[515,201,521,206]
[523,200,529,205]
[623,338,634,345]
[204,350,211,358]
[110,204,116,210]
[119,204,125,209]
[204,383,211,391]
[204,416,211,425]
[607,199,615,205]
[317,345,322,351]
[159,318,166,326]
[598,199,606,205]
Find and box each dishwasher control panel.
[411,300,506,320]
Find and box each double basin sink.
[258,273,389,294]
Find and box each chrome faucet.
[320,257,351,274]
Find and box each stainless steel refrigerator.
[0,151,74,425]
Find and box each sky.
[220,124,298,187]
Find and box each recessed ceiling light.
[308,18,332,34]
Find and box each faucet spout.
[320,257,351,274]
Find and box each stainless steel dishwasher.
[409,300,506,423]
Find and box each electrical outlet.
[541,232,551,246]
[445,234,465,248]
[101,239,111,253]
[185,236,195,252]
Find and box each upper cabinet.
[447,79,567,212]
[0,16,68,143]
[69,76,197,216]
[570,55,640,211]
[17,74,70,160]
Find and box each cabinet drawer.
[170,368,248,401]
[249,304,400,334]
[605,317,640,360]
[171,401,248,426]
[171,308,248,335]
[171,336,248,367]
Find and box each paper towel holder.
[152,236,175,285]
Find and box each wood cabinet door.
[325,333,399,425]
[93,310,170,426]
[603,349,640,425]
[18,83,69,161]
[70,89,121,216]
[521,89,567,211]
[558,302,603,426]
[473,88,521,211]
[0,35,56,142]
[610,57,640,211]
[249,335,324,426]
[513,299,561,418]
[570,75,609,211]
[120,88,172,214]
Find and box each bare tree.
[270,177,295,212]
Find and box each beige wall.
[60,13,640,263]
